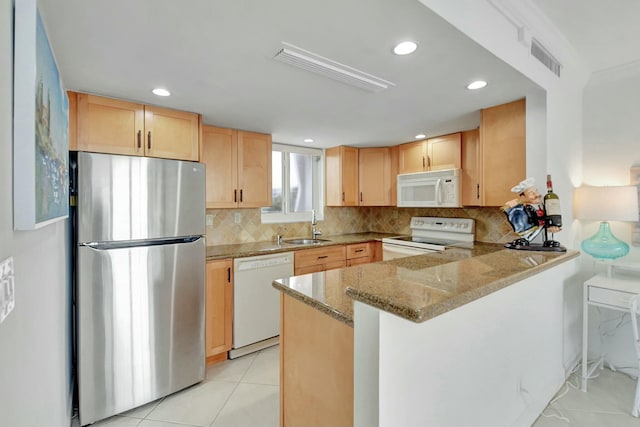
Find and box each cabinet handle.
[355,249,364,253]
[342,192,345,202]
[137,130,142,149]
[476,184,480,199]
[317,255,329,259]
[240,189,243,202]
[147,131,151,150]
[422,156,425,168]
[360,192,363,203]
[427,155,431,168]
[227,267,231,283]
[234,189,237,202]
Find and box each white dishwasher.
[230,252,294,359]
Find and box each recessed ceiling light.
[415,134,426,139]
[303,138,314,143]
[466,80,487,90]
[152,88,171,96]
[393,41,418,55]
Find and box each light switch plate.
[206,214,214,226]
[0,256,15,324]
[234,212,242,224]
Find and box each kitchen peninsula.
[273,244,579,427]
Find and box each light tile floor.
[74,345,640,427]
[73,345,279,427]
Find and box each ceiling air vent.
[531,38,562,77]
[274,42,395,92]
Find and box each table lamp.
[574,185,639,261]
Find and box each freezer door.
[77,238,205,426]
[77,152,205,242]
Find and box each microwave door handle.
[435,178,443,204]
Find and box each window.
[261,143,324,223]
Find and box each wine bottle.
[544,174,562,228]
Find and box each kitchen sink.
[282,238,331,245]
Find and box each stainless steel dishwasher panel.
[232,252,294,357]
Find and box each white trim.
[261,144,324,224]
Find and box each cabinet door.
[389,146,399,205]
[461,129,481,206]
[202,126,238,208]
[76,93,144,156]
[398,140,427,174]
[358,147,391,206]
[481,98,526,206]
[205,259,233,359]
[325,146,359,206]
[144,105,200,161]
[237,131,272,208]
[427,133,461,170]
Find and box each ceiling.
[533,0,640,74]
[38,0,543,149]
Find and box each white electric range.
[381,217,475,260]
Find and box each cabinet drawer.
[324,260,346,271]
[295,246,346,269]
[347,257,370,267]
[295,264,325,276]
[346,243,370,260]
[589,286,635,309]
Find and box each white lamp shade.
[574,185,639,222]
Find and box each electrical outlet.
[391,210,399,219]
[206,214,214,226]
[234,212,242,224]
[0,256,15,324]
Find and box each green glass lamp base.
[581,221,629,260]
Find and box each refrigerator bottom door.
[77,238,205,426]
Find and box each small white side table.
[582,269,640,391]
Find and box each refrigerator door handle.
[80,236,203,250]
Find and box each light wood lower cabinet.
[280,293,353,427]
[205,259,233,363]
[294,245,346,276]
[345,241,381,266]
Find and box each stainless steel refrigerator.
[74,152,205,426]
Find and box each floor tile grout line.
[207,380,243,427]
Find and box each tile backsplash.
[205,206,519,246]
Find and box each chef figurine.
[502,177,562,246]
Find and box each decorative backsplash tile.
[205,206,518,246]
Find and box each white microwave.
[397,168,461,207]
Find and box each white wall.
[0,0,72,425]
[580,65,640,375]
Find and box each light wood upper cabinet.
[143,105,200,161]
[427,133,461,171]
[326,146,359,206]
[71,91,199,161]
[205,259,233,361]
[398,140,427,174]
[358,147,391,206]
[237,131,272,208]
[462,98,526,207]
[398,133,461,174]
[461,128,481,206]
[201,125,272,209]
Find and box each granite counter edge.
[345,250,581,323]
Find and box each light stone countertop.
[272,243,580,326]
[205,232,398,260]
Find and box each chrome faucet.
[311,209,322,239]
